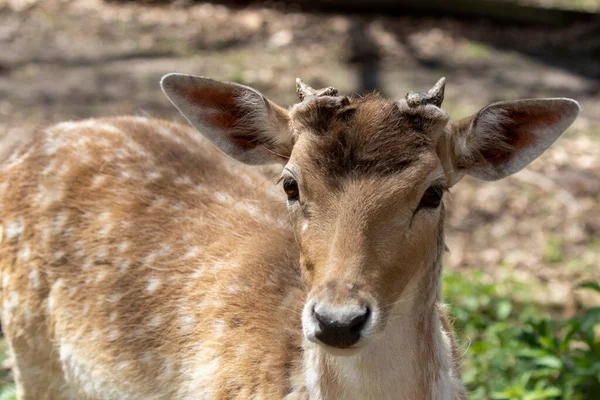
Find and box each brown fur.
[0,75,578,399]
[0,118,304,399]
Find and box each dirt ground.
[0,0,598,306]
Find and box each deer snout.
[312,304,370,348]
[302,298,373,350]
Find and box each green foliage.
[0,339,14,400]
[0,386,15,400]
[444,272,600,400]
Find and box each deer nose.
[312,304,370,348]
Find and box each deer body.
[0,117,307,399]
[0,75,579,399]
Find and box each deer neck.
[302,259,458,400]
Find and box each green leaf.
[496,300,512,320]
[518,348,551,359]
[560,320,580,352]
[576,281,600,293]
[535,355,562,369]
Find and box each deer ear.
[446,98,580,183]
[161,73,292,165]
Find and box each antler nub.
[296,78,338,101]
[405,77,446,108]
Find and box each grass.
[0,273,597,399]
[445,270,600,399]
[0,339,14,400]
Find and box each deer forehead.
[288,95,447,184]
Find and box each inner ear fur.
[446,98,580,182]
[161,73,292,165]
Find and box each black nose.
[313,306,370,348]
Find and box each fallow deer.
[0,74,579,399]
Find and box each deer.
[0,73,579,399]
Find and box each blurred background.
[0,0,599,398]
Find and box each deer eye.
[283,177,300,201]
[418,185,445,210]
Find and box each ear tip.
[565,98,582,113]
[554,98,582,122]
[160,73,185,92]
[160,73,216,92]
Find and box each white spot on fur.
[161,357,174,376]
[225,284,241,295]
[158,126,173,138]
[184,246,203,259]
[90,330,100,341]
[108,329,120,341]
[42,159,59,175]
[48,279,63,311]
[118,241,130,253]
[144,253,157,267]
[158,243,172,256]
[53,210,70,234]
[99,223,113,237]
[34,183,64,209]
[74,239,86,257]
[95,270,107,283]
[81,258,92,271]
[142,352,153,364]
[4,218,24,241]
[146,278,160,293]
[170,201,186,211]
[23,306,32,323]
[180,314,195,331]
[91,175,107,188]
[95,247,107,262]
[28,269,39,289]
[214,192,232,203]
[18,243,31,262]
[149,197,167,209]
[214,319,225,337]
[57,163,70,176]
[148,315,162,328]
[119,258,130,272]
[175,175,193,186]
[146,171,161,180]
[1,272,10,288]
[108,293,122,303]
[178,353,221,398]
[8,291,18,309]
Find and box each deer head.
[161,74,579,354]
